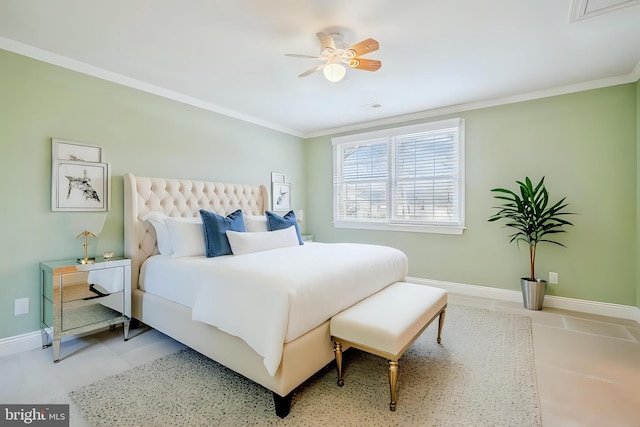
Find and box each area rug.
[69,304,541,426]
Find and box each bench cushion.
[330,282,447,357]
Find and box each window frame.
[332,118,465,235]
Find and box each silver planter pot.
[521,278,547,310]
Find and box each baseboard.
[0,325,117,359]
[0,330,42,359]
[408,276,640,323]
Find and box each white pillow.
[226,226,299,256]
[165,217,205,257]
[141,211,172,255]
[243,214,268,232]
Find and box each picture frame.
[271,172,286,184]
[52,138,102,163]
[272,182,291,211]
[51,160,111,211]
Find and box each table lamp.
[74,214,106,264]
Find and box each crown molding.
[0,37,303,138]
[305,70,639,138]
[1,36,636,141]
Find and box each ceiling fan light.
[323,63,346,82]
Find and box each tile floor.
[1,294,639,426]
[451,295,640,427]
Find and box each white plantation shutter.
[333,118,464,234]
[392,129,458,224]
[335,139,388,221]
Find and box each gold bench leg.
[334,341,344,387]
[437,309,446,344]
[388,360,398,411]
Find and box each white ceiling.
[1,0,639,138]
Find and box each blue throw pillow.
[265,210,304,245]
[199,209,246,257]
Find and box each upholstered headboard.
[123,173,269,289]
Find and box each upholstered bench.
[330,282,447,411]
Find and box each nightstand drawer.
[53,267,125,303]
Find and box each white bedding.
[139,254,232,307]
[190,242,408,375]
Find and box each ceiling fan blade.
[285,53,323,59]
[316,32,336,52]
[348,58,382,72]
[346,38,379,58]
[298,64,325,77]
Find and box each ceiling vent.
[570,0,640,22]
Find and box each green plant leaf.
[488,176,574,280]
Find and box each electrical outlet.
[549,272,558,284]
[14,297,29,315]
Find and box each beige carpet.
[69,304,541,426]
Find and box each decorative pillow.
[140,211,173,255]
[243,214,268,232]
[165,217,205,257]
[226,226,299,255]
[200,209,246,257]
[265,210,304,245]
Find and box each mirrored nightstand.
[40,257,131,362]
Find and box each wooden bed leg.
[388,360,399,411]
[437,309,445,344]
[334,341,344,386]
[273,391,293,418]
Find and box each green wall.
[1,47,638,341]
[305,85,638,307]
[0,49,305,339]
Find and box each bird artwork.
[66,169,100,202]
[276,187,289,208]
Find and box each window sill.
[333,221,465,235]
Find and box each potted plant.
[488,177,574,310]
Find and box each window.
[332,118,465,234]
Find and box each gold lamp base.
[76,230,97,264]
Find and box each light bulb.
[323,63,346,82]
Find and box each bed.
[123,173,408,417]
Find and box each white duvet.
[191,242,408,376]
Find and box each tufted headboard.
[123,173,269,289]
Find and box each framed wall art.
[51,160,111,211]
[271,172,286,184]
[272,182,291,211]
[52,138,102,163]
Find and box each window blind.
[333,118,464,234]
[336,139,388,221]
[392,129,458,224]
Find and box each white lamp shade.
[323,63,346,82]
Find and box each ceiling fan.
[286,32,381,82]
